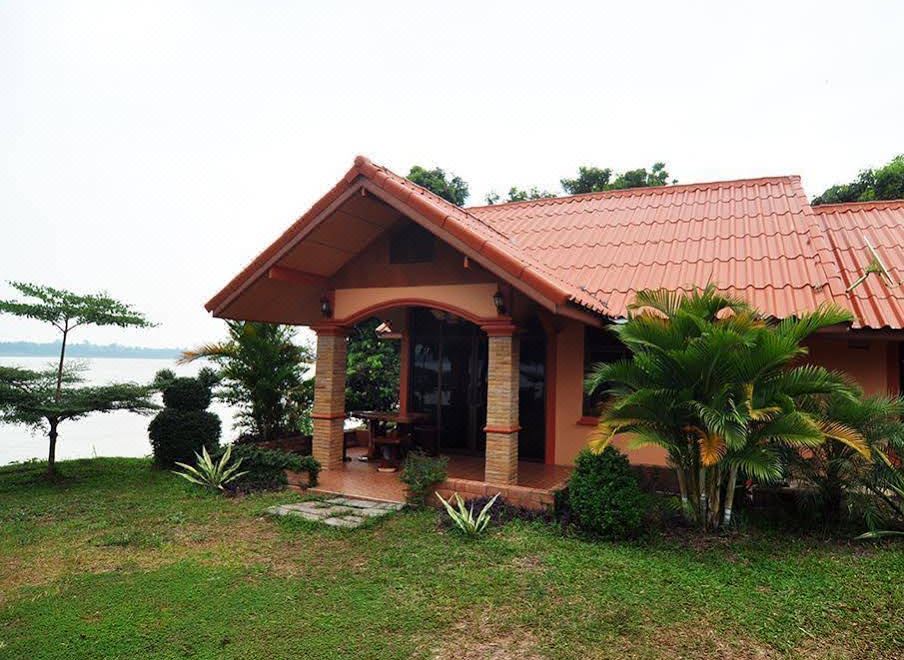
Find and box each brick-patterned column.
[483,323,520,485]
[311,325,347,470]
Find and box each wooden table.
[349,411,430,464]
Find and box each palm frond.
[819,421,871,459]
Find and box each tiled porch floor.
[308,447,572,504]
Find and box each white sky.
[2,1,902,348]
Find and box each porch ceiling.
[213,192,407,325]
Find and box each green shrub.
[400,451,448,507]
[149,408,221,467]
[568,447,646,539]
[214,444,320,492]
[162,377,212,410]
[149,376,220,467]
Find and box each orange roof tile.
[812,200,904,329]
[469,175,851,322]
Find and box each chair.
[373,428,413,472]
[413,424,440,456]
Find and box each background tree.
[0,282,155,475]
[406,165,470,205]
[561,165,614,194]
[485,186,558,204]
[181,321,313,442]
[812,155,904,205]
[586,286,860,530]
[345,319,401,412]
[562,162,675,194]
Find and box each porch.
[302,447,571,509]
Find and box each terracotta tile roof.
[468,176,851,321]
[812,200,904,329]
[207,155,904,330]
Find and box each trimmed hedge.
[162,377,211,410]
[149,409,221,467]
[567,447,647,539]
[214,444,320,492]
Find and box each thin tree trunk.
[675,467,691,521]
[709,465,723,529]
[47,420,58,477]
[55,323,69,403]
[723,465,739,527]
[699,465,708,530]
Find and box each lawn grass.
[0,458,901,659]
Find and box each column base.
[312,416,345,470]
[485,430,518,485]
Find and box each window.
[389,223,435,264]
[582,325,630,417]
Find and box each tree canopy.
[406,165,470,205]
[812,155,904,206]
[484,161,676,204]
[0,282,152,332]
[562,162,674,194]
[0,365,155,422]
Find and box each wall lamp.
[492,289,506,315]
[320,295,332,318]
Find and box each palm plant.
[793,391,904,524]
[173,444,248,491]
[180,321,313,442]
[586,286,862,530]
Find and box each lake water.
[0,357,237,466]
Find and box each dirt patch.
[428,608,543,660]
[509,555,544,573]
[613,620,779,660]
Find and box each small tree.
[0,282,156,475]
[181,321,313,441]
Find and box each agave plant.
[436,492,500,537]
[173,444,248,491]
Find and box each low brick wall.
[432,477,559,511]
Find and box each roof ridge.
[811,199,904,213]
[466,175,802,211]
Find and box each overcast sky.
[2,1,902,348]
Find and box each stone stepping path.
[266,496,404,528]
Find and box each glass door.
[408,308,487,454]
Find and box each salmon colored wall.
[805,336,900,395]
[551,317,669,467]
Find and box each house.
[206,156,904,505]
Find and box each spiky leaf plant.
[173,445,248,491]
[436,492,500,537]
